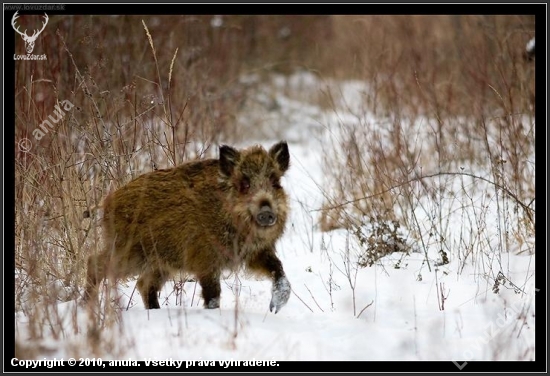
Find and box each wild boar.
[85,141,291,313]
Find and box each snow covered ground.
[15,72,536,365]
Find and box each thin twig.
[356,300,374,319]
[126,284,137,311]
[314,171,534,224]
[304,284,324,312]
[292,290,314,313]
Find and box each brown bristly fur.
[85,141,291,312]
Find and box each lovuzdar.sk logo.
[12,11,48,61]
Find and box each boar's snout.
[256,205,277,227]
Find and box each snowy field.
[14,72,536,367]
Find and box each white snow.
[15,72,535,364]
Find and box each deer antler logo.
[12,11,49,54]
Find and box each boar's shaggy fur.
[84,141,291,313]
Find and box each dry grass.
[13,14,536,359]
[321,15,535,115]
[318,15,535,282]
[14,14,336,358]
[313,16,536,362]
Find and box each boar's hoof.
[205,297,220,309]
[269,276,291,313]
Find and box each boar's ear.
[269,141,290,173]
[219,145,240,177]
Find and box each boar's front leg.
[247,249,291,313]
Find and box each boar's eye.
[270,174,282,189]
[239,177,251,194]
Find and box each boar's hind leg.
[137,268,169,309]
[84,252,108,304]
[198,273,221,309]
[247,250,291,313]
